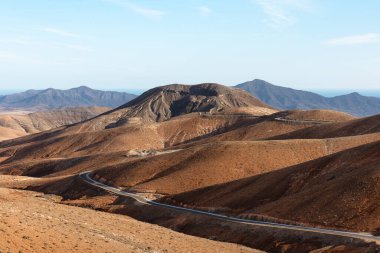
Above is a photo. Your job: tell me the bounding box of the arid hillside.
[0,109,363,180]
[0,84,276,163]
[0,187,257,253]
[0,112,259,163]
[271,114,380,140]
[0,107,110,141]
[163,140,380,232]
[279,109,355,122]
[90,133,380,195]
[178,110,355,145]
[2,82,380,252]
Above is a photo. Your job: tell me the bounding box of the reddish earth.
[163,140,380,232]
[0,83,275,162]
[178,110,355,145]
[271,114,380,140]
[0,186,258,253]
[15,176,377,253]
[281,109,355,122]
[94,134,380,195]
[0,106,109,141]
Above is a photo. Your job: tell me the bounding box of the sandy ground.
[0,107,110,141]
[0,175,68,188]
[0,187,261,253]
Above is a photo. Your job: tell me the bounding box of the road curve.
[79,171,380,243]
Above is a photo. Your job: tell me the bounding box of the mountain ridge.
[0,86,137,111]
[236,79,380,116]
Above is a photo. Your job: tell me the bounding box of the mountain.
[113,83,274,122]
[0,83,276,163]
[0,107,110,141]
[0,86,137,111]
[2,82,380,252]
[236,79,380,116]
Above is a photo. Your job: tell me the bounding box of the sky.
[0,0,379,91]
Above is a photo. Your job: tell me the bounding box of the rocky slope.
[112,83,275,123]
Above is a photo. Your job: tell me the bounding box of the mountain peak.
[347,92,361,96]
[72,86,93,91]
[252,79,271,84]
[156,83,235,97]
[236,79,380,117]
[114,83,274,123]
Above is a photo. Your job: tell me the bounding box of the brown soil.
[163,140,380,232]
[178,110,355,146]
[283,110,355,122]
[0,106,110,141]
[0,187,259,253]
[0,113,263,163]
[271,114,380,140]
[92,134,380,195]
[24,177,378,253]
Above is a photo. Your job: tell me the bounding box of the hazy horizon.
[1,86,380,98]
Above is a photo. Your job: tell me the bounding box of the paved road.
[198,113,334,125]
[79,171,380,243]
[273,117,333,124]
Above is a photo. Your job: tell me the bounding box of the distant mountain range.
[0,86,137,111]
[236,79,380,116]
[2,81,379,117]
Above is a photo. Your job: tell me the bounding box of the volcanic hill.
[110,83,275,123]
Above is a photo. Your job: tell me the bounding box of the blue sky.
[0,0,379,90]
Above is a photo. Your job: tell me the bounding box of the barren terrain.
[163,140,380,232]
[1,83,380,252]
[0,106,110,141]
[0,186,259,253]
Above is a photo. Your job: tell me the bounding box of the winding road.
[79,171,380,243]
[273,117,332,124]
